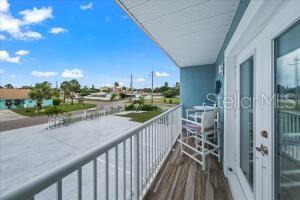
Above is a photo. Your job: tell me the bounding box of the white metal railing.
[0,105,182,200]
[279,110,300,161]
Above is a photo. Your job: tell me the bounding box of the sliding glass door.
[274,20,300,200]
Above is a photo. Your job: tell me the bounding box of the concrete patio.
[0,115,140,199]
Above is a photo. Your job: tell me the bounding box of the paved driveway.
[0,115,140,199]
[0,110,28,122]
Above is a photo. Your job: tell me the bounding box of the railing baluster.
[141,129,144,192]
[115,146,119,200]
[93,158,97,200]
[130,137,133,199]
[151,123,154,178]
[105,152,109,200]
[144,127,147,186]
[77,167,82,200]
[123,141,126,200]
[57,179,62,200]
[134,132,140,200]
[147,126,150,186]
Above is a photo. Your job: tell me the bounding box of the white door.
[235,51,260,200]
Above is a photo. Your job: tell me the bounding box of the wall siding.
[214,0,251,161]
[180,64,216,117]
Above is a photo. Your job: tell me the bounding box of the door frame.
[235,52,256,200]
[223,1,300,200]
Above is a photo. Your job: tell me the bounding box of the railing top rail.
[279,109,300,116]
[0,104,182,200]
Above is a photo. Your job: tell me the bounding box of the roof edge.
[115,0,180,68]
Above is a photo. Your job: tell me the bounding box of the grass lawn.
[145,97,180,105]
[118,111,163,123]
[12,103,97,117]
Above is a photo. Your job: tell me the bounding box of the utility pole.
[130,74,133,102]
[151,70,154,103]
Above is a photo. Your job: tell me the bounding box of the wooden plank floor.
[144,143,233,200]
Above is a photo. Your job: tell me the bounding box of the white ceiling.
[117,0,240,67]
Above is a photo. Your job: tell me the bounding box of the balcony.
[0,105,231,200]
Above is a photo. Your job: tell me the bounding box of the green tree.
[111,93,117,101]
[52,88,60,100]
[60,81,70,103]
[69,79,81,105]
[163,89,177,98]
[114,82,119,88]
[29,82,52,111]
[4,83,14,89]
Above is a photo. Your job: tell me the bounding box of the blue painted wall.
[214,0,251,160]
[180,64,216,117]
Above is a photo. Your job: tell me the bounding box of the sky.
[0,0,179,89]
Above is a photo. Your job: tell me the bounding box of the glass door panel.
[274,20,300,200]
[240,57,254,190]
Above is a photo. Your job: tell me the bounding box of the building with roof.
[0,89,53,110]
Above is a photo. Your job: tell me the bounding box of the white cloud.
[105,16,111,23]
[19,7,53,25]
[9,74,15,78]
[22,31,42,40]
[15,50,29,56]
[80,3,93,10]
[0,0,9,13]
[136,78,145,82]
[0,50,20,63]
[31,70,57,77]
[0,34,5,40]
[0,68,4,74]
[155,72,170,77]
[49,27,67,34]
[0,3,51,40]
[61,69,84,78]
[0,13,21,37]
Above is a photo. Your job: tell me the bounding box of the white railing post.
[133,132,140,200]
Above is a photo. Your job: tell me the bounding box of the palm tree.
[60,81,70,103]
[69,79,81,105]
[29,82,52,111]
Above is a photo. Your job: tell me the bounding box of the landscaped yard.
[145,97,180,105]
[118,111,163,123]
[12,103,97,117]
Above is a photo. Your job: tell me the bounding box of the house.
[112,87,122,95]
[0,89,53,110]
[1,1,299,200]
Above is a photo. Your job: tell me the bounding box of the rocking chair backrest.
[201,110,217,130]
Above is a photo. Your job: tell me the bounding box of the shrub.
[45,106,64,116]
[125,104,135,111]
[169,99,172,104]
[163,89,177,98]
[53,99,61,106]
[111,94,117,101]
[119,92,127,99]
[138,104,159,111]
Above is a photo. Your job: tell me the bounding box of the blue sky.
[0,0,178,88]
